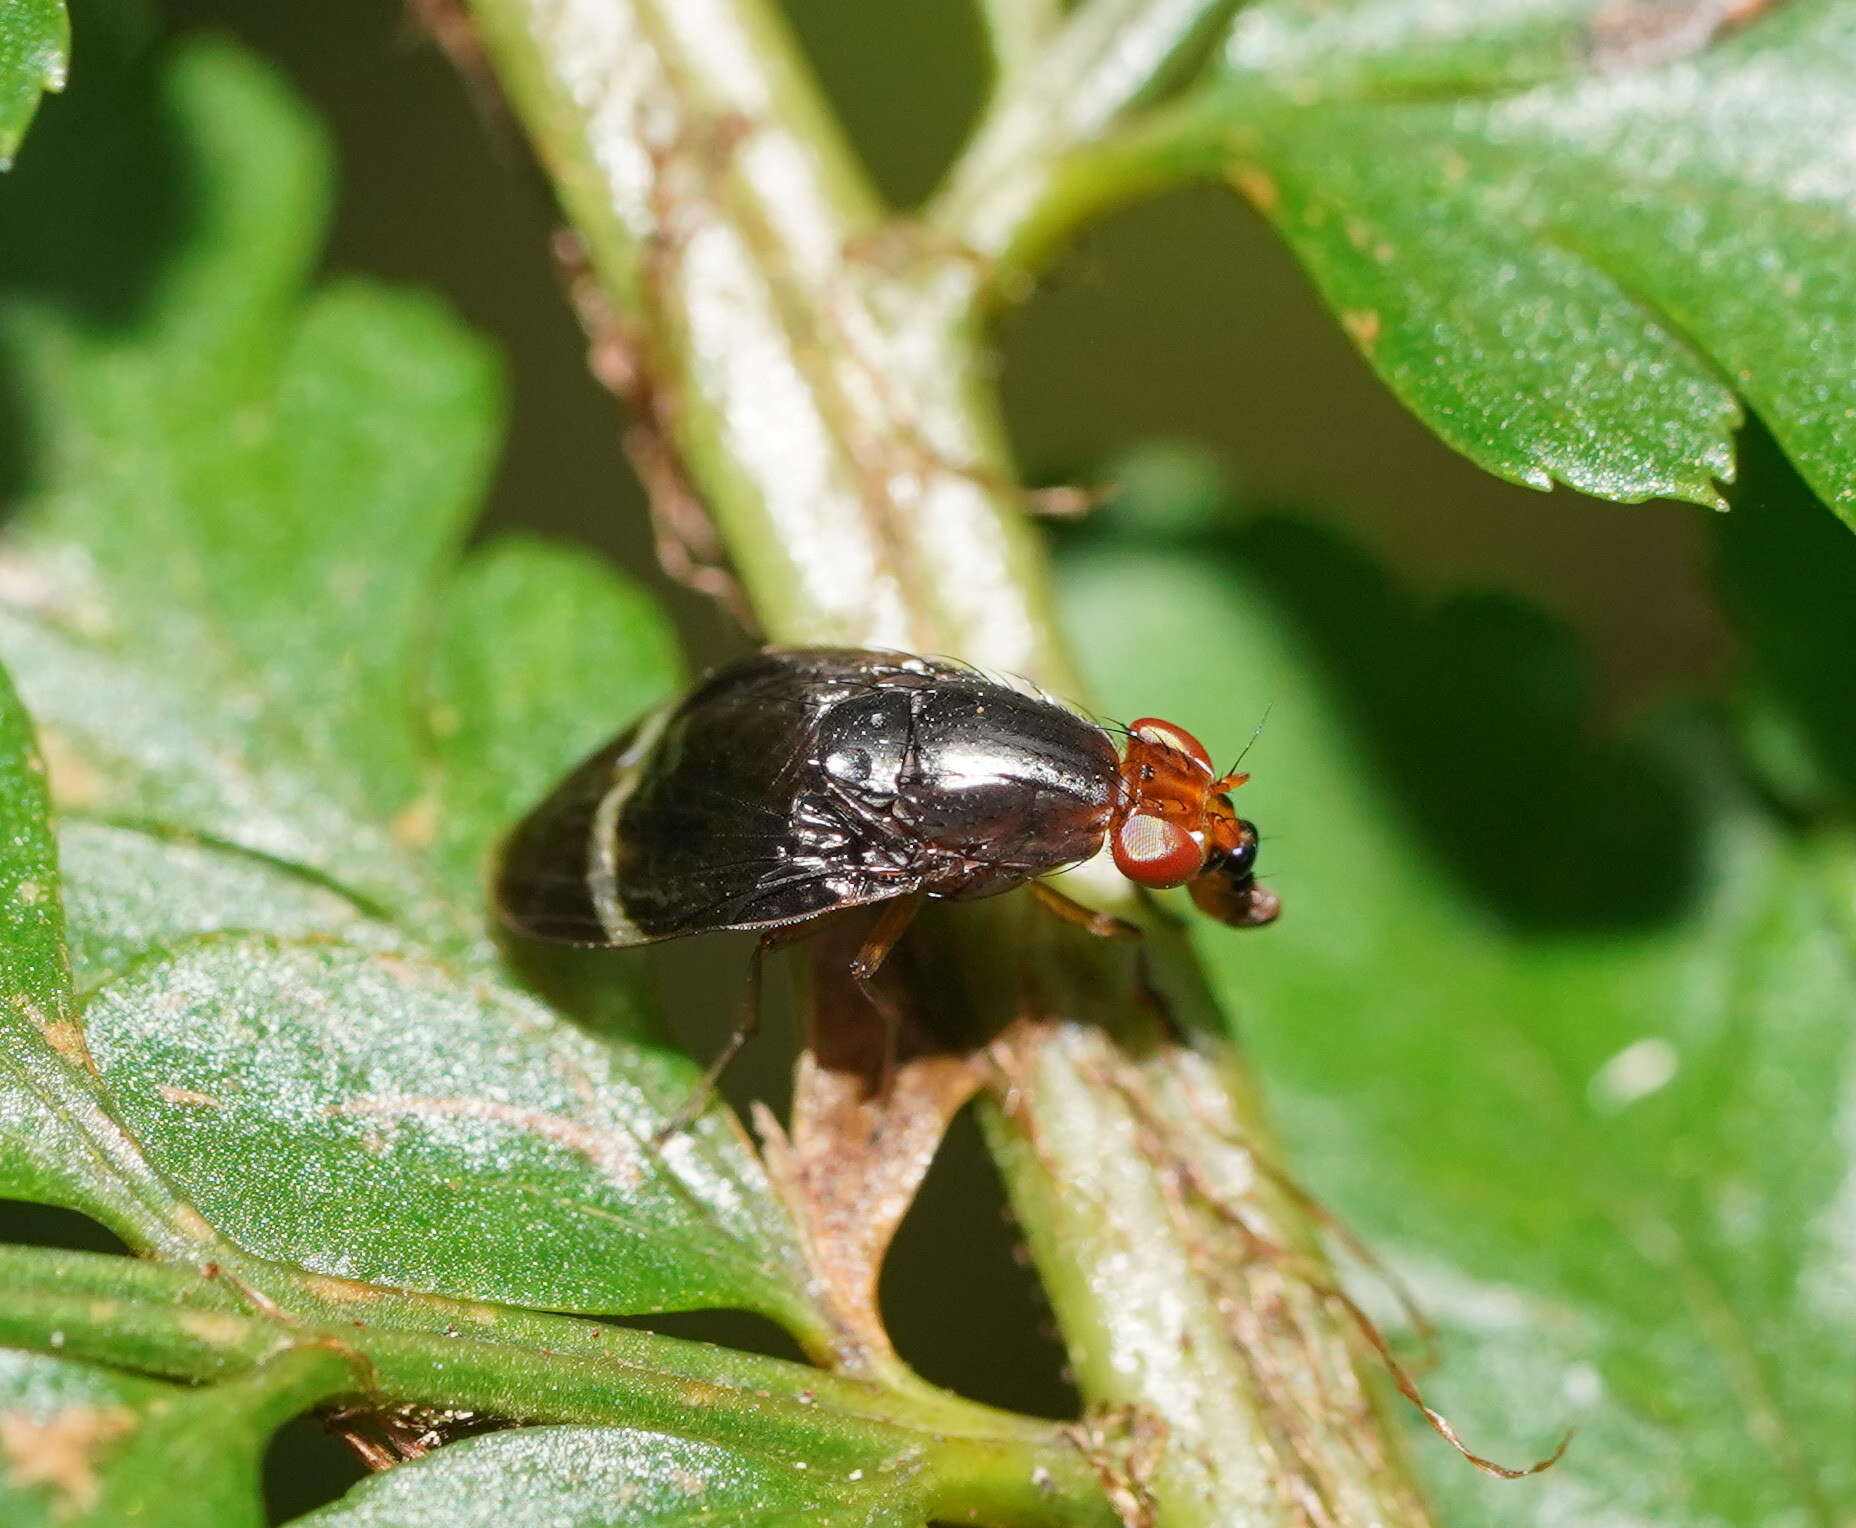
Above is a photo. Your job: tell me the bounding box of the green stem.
[926,0,1243,292]
[464,0,1063,673]
[946,94,1248,301]
[460,3,1437,1524]
[967,904,1435,1528]
[0,1246,1113,1528]
[976,0,1064,84]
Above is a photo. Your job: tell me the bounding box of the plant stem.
[459,2,1436,1523]
[465,0,1063,675]
[941,95,1248,302]
[976,0,1064,85]
[926,0,1243,293]
[0,1245,1114,1528]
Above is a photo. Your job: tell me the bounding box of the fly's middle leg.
[847,891,926,1096]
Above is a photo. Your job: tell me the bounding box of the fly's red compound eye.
[1127,717,1213,773]
[1112,812,1207,888]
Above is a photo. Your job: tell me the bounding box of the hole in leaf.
[598,1307,811,1365]
[880,1108,1079,1420]
[263,1413,370,1525]
[0,1200,132,1256]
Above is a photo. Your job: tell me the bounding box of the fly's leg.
[656,924,809,1144]
[1028,880,1140,940]
[847,891,925,1097]
[1027,882,1182,1040]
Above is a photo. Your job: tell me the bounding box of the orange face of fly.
[1109,717,1279,927]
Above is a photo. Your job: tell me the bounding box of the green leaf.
[83,936,810,1316]
[1219,0,1744,97]
[1,272,497,939]
[0,658,94,1210]
[1188,0,1856,523]
[1060,510,1856,1523]
[298,1425,928,1528]
[56,820,399,991]
[0,664,181,1243]
[0,0,65,167]
[425,537,683,909]
[0,641,68,1032]
[0,1343,343,1527]
[0,37,818,1331]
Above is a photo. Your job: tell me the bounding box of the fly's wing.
[495,651,921,947]
[494,717,661,946]
[605,655,920,942]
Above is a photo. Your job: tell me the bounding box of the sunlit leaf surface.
[300,1426,927,1528]
[0,38,816,1328]
[85,937,803,1313]
[1199,0,1856,524]
[0,0,64,167]
[0,662,100,1211]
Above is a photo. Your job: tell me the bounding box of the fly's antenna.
[1223,703,1273,779]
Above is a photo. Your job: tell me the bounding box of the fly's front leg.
[1028,882,1182,1040]
[1028,880,1141,940]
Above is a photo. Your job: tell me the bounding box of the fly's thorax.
[815,687,913,801]
[905,685,1115,864]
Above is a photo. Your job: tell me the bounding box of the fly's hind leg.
[655,922,813,1144]
[1027,881,1183,1040]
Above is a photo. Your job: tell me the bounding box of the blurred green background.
[159,0,1730,718]
[14,3,1838,1523]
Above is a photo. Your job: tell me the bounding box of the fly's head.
[1109,717,1279,928]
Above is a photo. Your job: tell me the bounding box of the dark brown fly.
[496,647,1276,1124]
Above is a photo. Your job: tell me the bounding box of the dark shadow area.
[1000,186,1734,721]
[599,1305,810,1366]
[880,1107,1079,1420]
[0,1,187,329]
[0,0,193,509]
[780,0,986,209]
[1062,508,1706,932]
[263,1415,369,1526]
[657,930,803,1127]
[1717,420,1856,819]
[0,1199,131,1255]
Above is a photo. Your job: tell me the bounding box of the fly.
[495,647,1278,1122]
